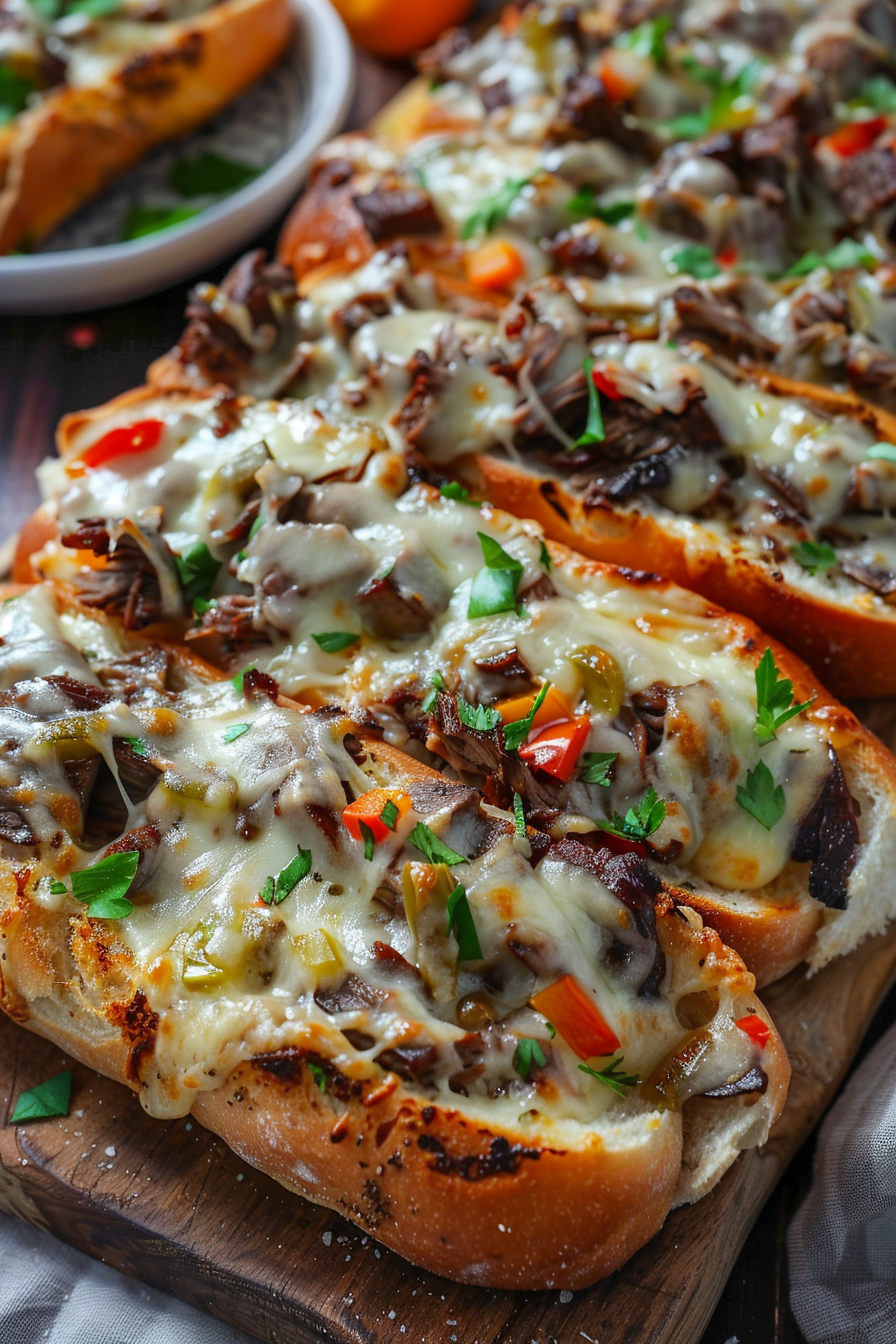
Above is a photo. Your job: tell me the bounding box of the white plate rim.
[0,0,353,312]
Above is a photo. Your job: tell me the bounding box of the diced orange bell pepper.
[819,116,886,158]
[734,1013,770,1049]
[530,974,620,1060]
[518,714,591,782]
[597,48,650,103]
[465,239,526,291]
[75,419,165,471]
[496,685,572,733]
[342,789,412,845]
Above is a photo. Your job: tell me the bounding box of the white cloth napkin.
[0,1209,256,1344]
[788,1022,896,1344]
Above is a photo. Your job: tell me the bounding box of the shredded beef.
[834,147,896,224]
[42,675,113,711]
[838,553,896,596]
[704,1066,769,1099]
[480,77,511,112]
[427,691,564,812]
[671,285,779,361]
[242,668,280,702]
[415,26,471,78]
[792,748,861,910]
[112,738,162,804]
[629,684,668,754]
[351,186,441,243]
[0,810,35,845]
[97,647,171,702]
[554,71,655,156]
[60,524,166,631]
[185,594,267,651]
[847,339,896,400]
[357,573,432,639]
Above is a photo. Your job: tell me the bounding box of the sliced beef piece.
[709,5,792,52]
[548,835,667,996]
[356,573,432,640]
[704,1066,769,1099]
[392,348,452,448]
[546,228,613,279]
[834,147,896,224]
[97,646,171,702]
[553,71,655,157]
[185,594,268,652]
[0,811,36,846]
[847,337,896,403]
[60,524,166,631]
[790,287,850,333]
[351,185,441,242]
[332,292,392,341]
[112,738,162,804]
[427,691,565,813]
[220,248,296,328]
[415,25,471,79]
[792,748,861,910]
[670,286,780,361]
[42,675,113,711]
[480,77,511,112]
[315,973,381,1014]
[629,684,668,754]
[838,553,896,597]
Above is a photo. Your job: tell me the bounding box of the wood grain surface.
[1,36,894,1344]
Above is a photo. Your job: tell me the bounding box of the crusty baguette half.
[0,0,293,254]
[15,385,896,986]
[0,582,788,1289]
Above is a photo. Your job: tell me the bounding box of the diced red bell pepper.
[519,714,591,782]
[342,789,411,845]
[819,116,886,158]
[592,830,646,858]
[716,246,739,269]
[735,1013,770,1049]
[77,419,165,470]
[591,367,623,401]
[530,974,620,1060]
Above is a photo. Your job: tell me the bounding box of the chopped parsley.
[380,799,400,831]
[440,481,480,506]
[513,1037,547,1081]
[578,1057,640,1097]
[446,882,483,961]
[468,532,524,619]
[173,541,221,608]
[10,1071,73,1124]
[868,442,896,464]
[312,631,361,653]
[121,736,147,757]
[121,203,201,242]
[791,540,837,575]
[231,664,255,694]
[595,786,666,842]
[457,697,502,732]
[359,821,376,862]
[857,75,896,112]
[502,682,550,752]
[512,791,527,837]
[421,670,445,714]
[614,15,670,62]
[409,823,466,866]
[539,540,552,571]
[785,238,876,278]
[572,356,605,450]
[222,723,251,743]
[754,648,814,745]
[580,751,618,786]
[50,850,140,920]
[170,151,260,198]
[736,760,785,830]
[259,846,313,905]
[0,67,35,124]
[307,1061,327,1093]
[668,244,721,279]
[566,190,636,225]
[461,175,531,239]
[668,57,766,140]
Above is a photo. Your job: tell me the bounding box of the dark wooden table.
[1,42,889,1344]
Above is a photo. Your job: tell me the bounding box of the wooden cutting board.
[4,920,896,1344]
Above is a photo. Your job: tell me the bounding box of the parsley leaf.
[566,190,635,224]
[857,75,896,112]
[421,670,445,714]
[468,532,524,619]
[791,540,837,575]
[10,1070,73,1124]
[380,799,400,831]
[170,151,259,198]
[512,791,527,837]
[502,682,550,752]
[666,58,765,140]
[409,823,466,866]
[446,882,483,961]
[52,850,140,920]
[461,175,531,239]
[121,203,201,242]
[307,1061,327,1092]
[312,631,360,653]
[457,697,503,732]
[231,664,255,694]
[440,481,480,506]
[539,540,552,571]
[580,751,617,786]
[513,1037,547,1080]
[736,759,785,830]
[359,820,376,862]
[595,786,666,842]
[785,238,876,278]
[754,647,814,744]
[665,110,713,139]
[868,442,896,463]
[259,846,313,905]
[173,541,221,608]
[222,723,251,743]
[121,736,147,757]
[67,0,120,15]
[614,15,670,62]
[668,244,721,279]
[578,1057,640,1097]
[572,357,605,450]
[0,67,35,125]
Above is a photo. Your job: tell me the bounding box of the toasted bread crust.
[0,0,293,254]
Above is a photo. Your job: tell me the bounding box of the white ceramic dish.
[0,0,353,314]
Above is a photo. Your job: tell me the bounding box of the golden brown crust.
[0,0,293,254]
